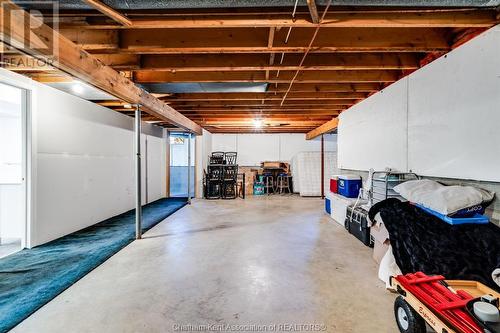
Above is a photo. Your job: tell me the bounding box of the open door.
[169,132,195,198]
[0,81,27,257]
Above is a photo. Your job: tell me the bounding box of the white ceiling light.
[123,103,133,109]
[71,81,85,94]
[252,119,263,128]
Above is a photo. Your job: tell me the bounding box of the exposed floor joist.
[53,9,499,29]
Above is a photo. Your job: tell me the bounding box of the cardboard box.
[239,167,259,196]
[261,161,289,173]
[262,161,281,168]
[370,220,390,264]
[373,239,390,264]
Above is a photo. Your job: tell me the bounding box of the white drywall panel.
[0,185,24,239]
[407,26,500,181]
[196,129,212,198]
[147,135,166,203]
[0,69,167,247]
[338,78,408,172]
[210,133,338,167]
[237,134,280,166]
[211,134,237,152]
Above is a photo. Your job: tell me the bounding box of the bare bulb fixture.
[71,81,84,94]
[253,119,263,128]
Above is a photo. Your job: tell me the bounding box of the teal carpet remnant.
[0,197,187,333]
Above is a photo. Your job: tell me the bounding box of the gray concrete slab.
[12,196,398,333]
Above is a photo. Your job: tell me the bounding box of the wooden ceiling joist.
[267,83,381,93]
[306,118,339,140]
[59,27,451,54]
[82,0,133,26]
[165,92,368,101]
[137,53,420,72]
[55,9,498,29]
[0,0,201,134]
[133,70,399,83]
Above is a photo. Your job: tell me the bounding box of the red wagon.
[390,272,500,333]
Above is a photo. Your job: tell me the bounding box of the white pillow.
[393,179,491,215]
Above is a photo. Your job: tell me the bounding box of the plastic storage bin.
[330,176,339,193]
[325,197,331,215]
[338,175,362,198]
[415,204,489,225]
[330,193,366,226]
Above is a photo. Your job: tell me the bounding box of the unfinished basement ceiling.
[6,0,500,134]
[13,0,500,10]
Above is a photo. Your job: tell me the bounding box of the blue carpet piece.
[0,197,187,333]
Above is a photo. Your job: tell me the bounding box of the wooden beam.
[104,27,450,54]
[166,92,367,101]
[265,27,275,81]
[170,100,357,107]
[306,118,339,139]
[138,53,420,72]
[268,83,381,93]
[133,70,399,83]
[0,0,201,134]
[176,108,345,113]
[57,10,498,29]
[307,0,320,24]
[82,0,132,26]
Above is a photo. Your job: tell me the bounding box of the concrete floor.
[0,238,22,259]
[13,196,398,333]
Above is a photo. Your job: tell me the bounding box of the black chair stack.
[205,164,223,199]
[203,152,238,199]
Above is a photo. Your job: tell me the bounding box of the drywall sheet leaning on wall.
[337,78,408,172]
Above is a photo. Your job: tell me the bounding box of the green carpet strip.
[0,197,187,333]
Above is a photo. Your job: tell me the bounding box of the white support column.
[135,104,142,239]
[187,132,192,204]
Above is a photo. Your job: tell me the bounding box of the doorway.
[169,132,194,198]
[0,82,27,257]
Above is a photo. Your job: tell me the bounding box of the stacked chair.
[203,152,239,200]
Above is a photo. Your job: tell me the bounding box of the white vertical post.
[135,104,142,239]
[187,132,192,204]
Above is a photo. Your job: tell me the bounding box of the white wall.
[0,68,168,247]
[0,185,24,240]
[195,129,212,198]
[0,83,24,241]
[211,133,337,166]
[338,25,500,182]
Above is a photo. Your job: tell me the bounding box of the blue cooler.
[338,175,362,198]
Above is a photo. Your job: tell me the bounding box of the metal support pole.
[135,104,142,239]
[321,134,325,199]
[187,132,192,204]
